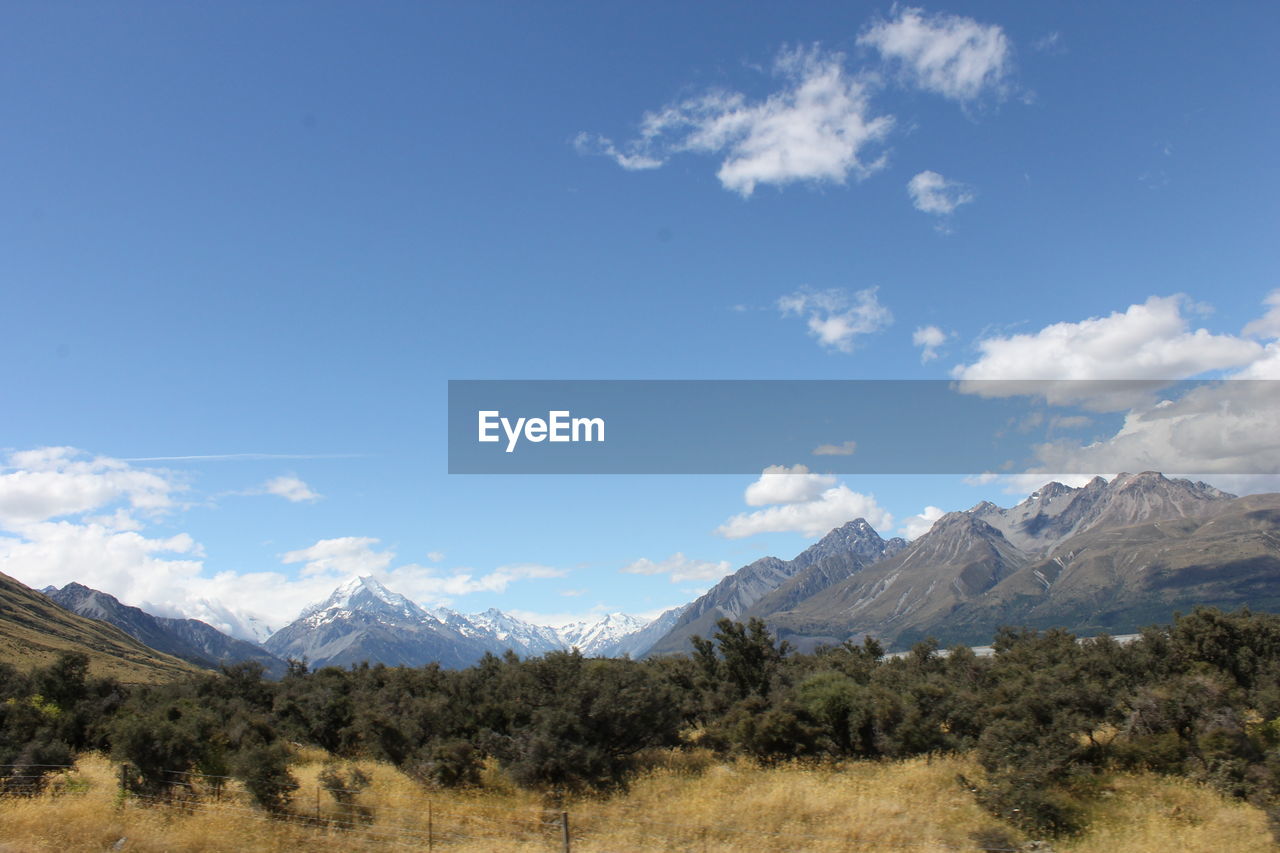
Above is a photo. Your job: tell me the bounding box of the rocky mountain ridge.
[760,472,1278,649]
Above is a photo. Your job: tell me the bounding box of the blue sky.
[2,2,1278,636]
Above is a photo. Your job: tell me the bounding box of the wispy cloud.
[621,553,732,583]
[261,475,321,503]
[577,45,893,196]
[778,287,892,352]
[813,441,858,456]
[282,537,392,577]
[859,7,1012,102]
[912,325,949,362]
[123,452,363,462]
[907,171,974,217]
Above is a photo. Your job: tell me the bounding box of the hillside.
[45,582,288,677]
[0,571,199,683]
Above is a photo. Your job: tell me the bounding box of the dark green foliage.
[705,617,790,700]
[0,653,115,795]
[232,742,298,813]
[9,607,1280,838]
[408,739,482,788]
[718,696,820,761]
[112,698,221,794]
[497,652,681,793]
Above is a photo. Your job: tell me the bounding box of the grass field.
[0,749,1273,852]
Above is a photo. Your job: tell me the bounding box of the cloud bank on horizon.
[0,447,570,639]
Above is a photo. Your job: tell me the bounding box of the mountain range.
[261,576,670,668]
[11,471,1280,674]
[737,472,1280,650]
[646,518,906,656]
[32,575,676,674]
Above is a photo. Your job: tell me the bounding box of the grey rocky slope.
[644,519,906,656]
[46,582,288,677]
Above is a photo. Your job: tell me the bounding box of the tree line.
[3,607,1280,838]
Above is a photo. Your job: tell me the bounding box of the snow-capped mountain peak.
[559,612,649,655]
[298,575,430,626]
[278,578,663,666]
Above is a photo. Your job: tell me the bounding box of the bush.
[408,739,482,788]
[231,743,298,813]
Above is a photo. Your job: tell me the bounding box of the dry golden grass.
[0,750,1273,852]
[1068,773,1274,853]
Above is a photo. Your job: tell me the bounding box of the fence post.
[118,763,129,797]
[561,810,570,852]
[428,802,433,851]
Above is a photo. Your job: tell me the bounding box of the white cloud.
[124,453,362,462]
[717,483,892,539]
[262,475,320,503]
[578,46,893,196]
[1243,289,1280,340]
[778,286,892,352]
[0,447,571,639]
[571,133,664,171]
[907,171,974,215]
[813,441,858,456]
[948,294,1280,482]
[0,519,209,614]
[621,552,733,583]
[899,505,945,540]
[426,551,446,563]
[744,464,837,506]
[1235,343,1280,379]
[374,562,568,602]
[859,8,1012,102]
[913,324,948,362]
[0,521,204,580]
[965,473,1113,496]
[281,536,393,577]
[952,295,1263,394]
[1024,382,1280,477]
[0,447,180,527]
[1033,32,1064,55]
[84,508,143,532]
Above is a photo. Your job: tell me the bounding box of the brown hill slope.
[0,571,201,683]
